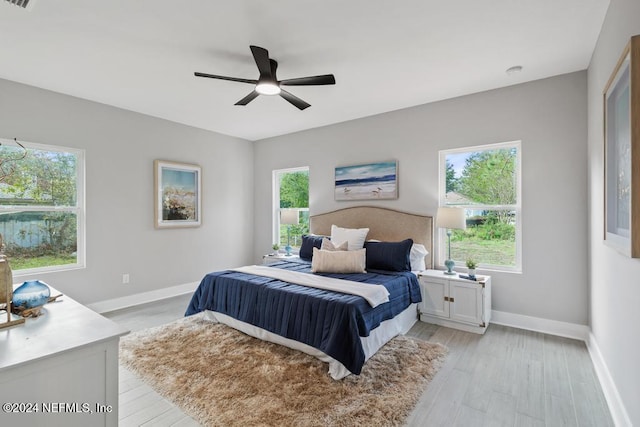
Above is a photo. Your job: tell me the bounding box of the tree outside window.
[0,140,84,273]
[274,167,309,250]
[440,141,521,271]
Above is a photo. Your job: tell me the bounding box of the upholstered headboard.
[309,206,434,269]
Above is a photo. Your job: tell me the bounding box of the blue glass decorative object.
[12,280,51,308]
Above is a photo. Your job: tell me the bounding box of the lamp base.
[444,259,456,275]
[285,225,293,256]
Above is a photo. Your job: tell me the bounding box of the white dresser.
[0,287,128,426]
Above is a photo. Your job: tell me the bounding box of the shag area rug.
[119,314,447,427]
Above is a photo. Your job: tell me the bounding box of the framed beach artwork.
[335,161,398,201]
[603,35,640,257]
[154,160,201,229]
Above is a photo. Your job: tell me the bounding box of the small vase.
[12,280,51,309]
[468,268,476,279]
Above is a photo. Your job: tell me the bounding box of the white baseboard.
[87,281,199,314]
[491,310,590,341]
[586,333,632,427]
[491,310,630,426]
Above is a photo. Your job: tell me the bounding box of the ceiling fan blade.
[250,45,272,78]
[235,90,260,106]
[279,89,311,110]
[279,74,336,86]
[194,72,257,85]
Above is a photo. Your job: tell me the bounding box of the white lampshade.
[436,207,466,230]
[280,209,299,226]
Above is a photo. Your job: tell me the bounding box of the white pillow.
[410,243,429,271]
[311,248,366,273]
[321,237,348,251]
[330,225,369,251]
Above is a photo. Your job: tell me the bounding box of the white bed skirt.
[202,303,418,380]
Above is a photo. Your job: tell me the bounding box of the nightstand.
[417,269,491,334]
[262,253,300,265]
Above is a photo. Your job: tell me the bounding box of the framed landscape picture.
[335,160,398,201]
[154,160,201,229]
[603,35,640,257]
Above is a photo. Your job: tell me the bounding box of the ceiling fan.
[194,45,336,110]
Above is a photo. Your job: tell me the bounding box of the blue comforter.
[185,260,421,375]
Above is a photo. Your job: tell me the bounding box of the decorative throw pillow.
[330,224,369,251]
[410,243,429,271]
[321,237,348,251]
[299,235,325,260]
[311,248,366,273]
[363,239,413,272]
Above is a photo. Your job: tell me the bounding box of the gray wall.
[0,78,255,305]
[588,0,640,423]
[254,71,588,325]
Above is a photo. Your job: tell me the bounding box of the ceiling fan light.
[256,82,281,95]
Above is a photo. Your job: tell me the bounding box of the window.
[439,141,521,272]
[0,139,85,274]
[273,167,309,251]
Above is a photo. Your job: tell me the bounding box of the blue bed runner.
[185,260,421,375]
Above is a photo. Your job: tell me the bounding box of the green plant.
[466,258,477,269]
[272,243,280,251]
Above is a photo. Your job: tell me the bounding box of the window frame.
[272,166,309,251]
[438,140,522,273]
[0,140,85,277]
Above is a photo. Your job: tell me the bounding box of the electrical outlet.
[122,274,130,284]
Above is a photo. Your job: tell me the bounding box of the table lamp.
[436,207,466,275]
[280,209,299,256]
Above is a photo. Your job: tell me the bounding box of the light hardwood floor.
[105,296,613,426]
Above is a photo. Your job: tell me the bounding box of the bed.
[186,207,433,379]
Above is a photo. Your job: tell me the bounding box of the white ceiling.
[0,0,609,141]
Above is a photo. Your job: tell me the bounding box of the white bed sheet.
[202,302,418,380]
